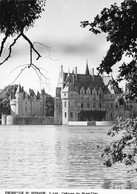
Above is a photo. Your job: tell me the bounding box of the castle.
[2,85,54,125]
[10,85,46,117]
[2,63,137,125]
[54,63,137,125]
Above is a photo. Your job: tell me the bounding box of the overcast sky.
[0,0,124,96]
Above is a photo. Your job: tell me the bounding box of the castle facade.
[54,64,137,125]
[10,85,46,117]
[4,63,137,125]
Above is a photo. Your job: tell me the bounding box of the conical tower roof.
[16,84,22,93]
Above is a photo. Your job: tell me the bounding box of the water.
[0,125,137,189]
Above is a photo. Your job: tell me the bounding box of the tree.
[45,95,54,116]
[81,0,137,170]
[0,84,18,116]
[0,0,48,82]
[81,0,137,97]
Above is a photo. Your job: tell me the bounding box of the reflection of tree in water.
[102,179,112,189]
[124,180,133,189]
[102,179,135,189]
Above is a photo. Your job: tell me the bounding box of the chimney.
[60,65,63,73]
[91,68,94,77]
[74,67,77,76]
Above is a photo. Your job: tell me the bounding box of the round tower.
[15,84,24,116]
[10,99,17,116]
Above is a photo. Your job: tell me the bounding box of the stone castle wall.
[2,115,61,125]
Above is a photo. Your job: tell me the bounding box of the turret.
[14,84,24,116]
[74,66,77,78]
[15,84,24,100]
[10,98,17,116]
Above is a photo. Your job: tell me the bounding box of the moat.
[0,125,137,189]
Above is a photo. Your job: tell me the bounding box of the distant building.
[10,85,46,117]
[54,63,137,124]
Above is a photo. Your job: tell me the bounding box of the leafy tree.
[40,89,54,116]
[45,95,54,116]
[101,118,137,171]
[81,0,137,170]
[0,0,46,63]
[81,0,137,97]
[0,84,18,116]
[0,0,48,83]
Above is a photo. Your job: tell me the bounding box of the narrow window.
[110,113,113,119]
[65,112,67,118]
[93,103,96,109]
[70,112,73,118]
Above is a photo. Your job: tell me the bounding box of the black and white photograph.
[0,0,137,192]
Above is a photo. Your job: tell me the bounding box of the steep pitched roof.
[63,71,107,93]
[16,84,25,94]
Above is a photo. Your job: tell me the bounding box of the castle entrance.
[78,110,106,121]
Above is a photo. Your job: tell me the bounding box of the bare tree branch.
[31,65,50,92]
[33,41,58,61]
[10,64,30,74]
[33,41,54,54]
[11,66,28,84]
[31,63,48,82]
[0,31,9,57]
[0,33,21,65]
[21,32,41,60]
[10,62,49,90]
[31,65,45,84]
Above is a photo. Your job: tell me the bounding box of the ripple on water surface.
[0,125,137,189]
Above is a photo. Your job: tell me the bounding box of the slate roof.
[63,70,121,94]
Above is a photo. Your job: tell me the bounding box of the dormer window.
[86,87,91,95]
[80,87,85,95]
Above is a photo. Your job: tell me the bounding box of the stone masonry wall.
[3,115,55,125]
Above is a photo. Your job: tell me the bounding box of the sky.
[0,0,124,96]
